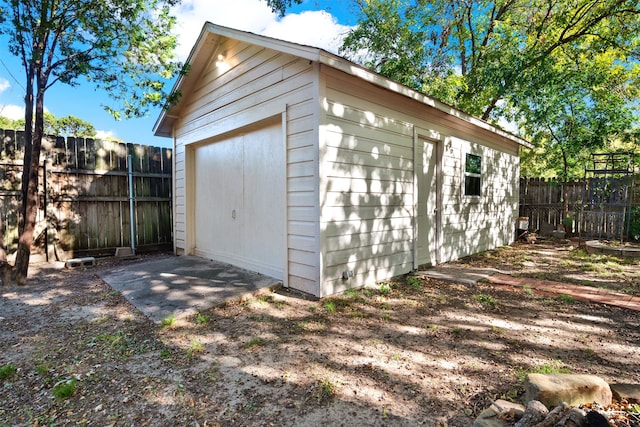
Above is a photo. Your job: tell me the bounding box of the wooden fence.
[519,177,639,240]
[0,129,172,259]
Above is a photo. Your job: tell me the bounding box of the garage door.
[193,122,285,279]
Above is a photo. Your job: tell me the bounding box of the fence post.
[128,154,136,255]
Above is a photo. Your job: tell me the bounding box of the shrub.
[629,206,640,242]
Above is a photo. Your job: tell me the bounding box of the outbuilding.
[154,22,531,298]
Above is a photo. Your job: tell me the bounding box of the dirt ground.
[1,240,639,426]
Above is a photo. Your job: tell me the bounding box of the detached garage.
[154,22,531,298]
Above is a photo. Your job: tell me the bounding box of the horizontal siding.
[439,138,520,261]
[319,85,414,295]
[286,98,319,295]
[318,65,521,295]
[172,38,320,295]
[323,217,413,238]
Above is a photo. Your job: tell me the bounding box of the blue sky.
[0,0,357,148]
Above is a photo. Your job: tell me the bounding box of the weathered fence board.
[0,129,172,259]
[520,176,638,240]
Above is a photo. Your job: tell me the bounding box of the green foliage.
[35,363,50,376]
[48,115,97,138]
[1,1,181,120]
[262,0,302,16]
[2,0,183,281]
[629,206,640,242]
[341,0,640,180]
[0,363,17,380]
[0,115,22,130]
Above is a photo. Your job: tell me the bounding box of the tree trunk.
[561,146,569,220]
[13,77,45,285]
[0,214,6,263]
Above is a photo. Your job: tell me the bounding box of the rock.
[609,383,640,403]
[535,402,570,427]
[473,399,526,427]
[585,410,609,427]
[540,222,555,237]
[514,400,548,427]
[559,408,587,427]
[525,374,612,408]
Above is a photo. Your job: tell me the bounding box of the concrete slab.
[418,265,504,286]
[99,255,281,323]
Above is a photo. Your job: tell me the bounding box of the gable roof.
[154,22,531,148]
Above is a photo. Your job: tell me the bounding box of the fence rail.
[0,129,172,259]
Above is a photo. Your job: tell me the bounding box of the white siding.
[319,77,415,296]
[319,67,520,296]
[172,38,320,295]
[438,137,520,261]
[168,31,521,298]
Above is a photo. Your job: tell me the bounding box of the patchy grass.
[53,378,76,400]
[0,364,17,380]
[186,339,205,357]
[474,294,498,308]
[161,314,176,327]
[195,312,211,325]
[313,378,337,404]
[515,359,571,382]
[556,294,576,304]
[244,337,266,350]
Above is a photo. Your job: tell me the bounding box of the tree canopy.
[0,0,182,284]
[340,0,640,179]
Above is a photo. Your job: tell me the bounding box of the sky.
[0,0,358,148]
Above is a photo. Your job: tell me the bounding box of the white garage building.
[154,22,530,298]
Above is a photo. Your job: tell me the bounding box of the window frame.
[464,153,482,197]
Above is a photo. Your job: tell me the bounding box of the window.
[464,153,481,196]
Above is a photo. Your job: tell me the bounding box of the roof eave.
[153,23,323,138]
[318,51,532,149]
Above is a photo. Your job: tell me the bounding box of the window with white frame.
[464,153,482,196]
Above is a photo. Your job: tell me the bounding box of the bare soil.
[1,241,639,426]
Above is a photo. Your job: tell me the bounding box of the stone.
[610,383,640,403]
[473,399,526,427]
[585,410,609,427]
[559,407,587,427]
[115,247,133,257]
[540,222,555,237]
[64,257,96,268]
[535,402,570,427]
[525,374,612,408]
[515,400,548,427]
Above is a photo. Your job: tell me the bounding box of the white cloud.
[95,129,118,140]
[0,77,9,93]
[171,0,351,61]
[0,104,24,120]
[262,11,351,53]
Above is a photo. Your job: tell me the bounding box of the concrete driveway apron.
[99,255,281,323]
